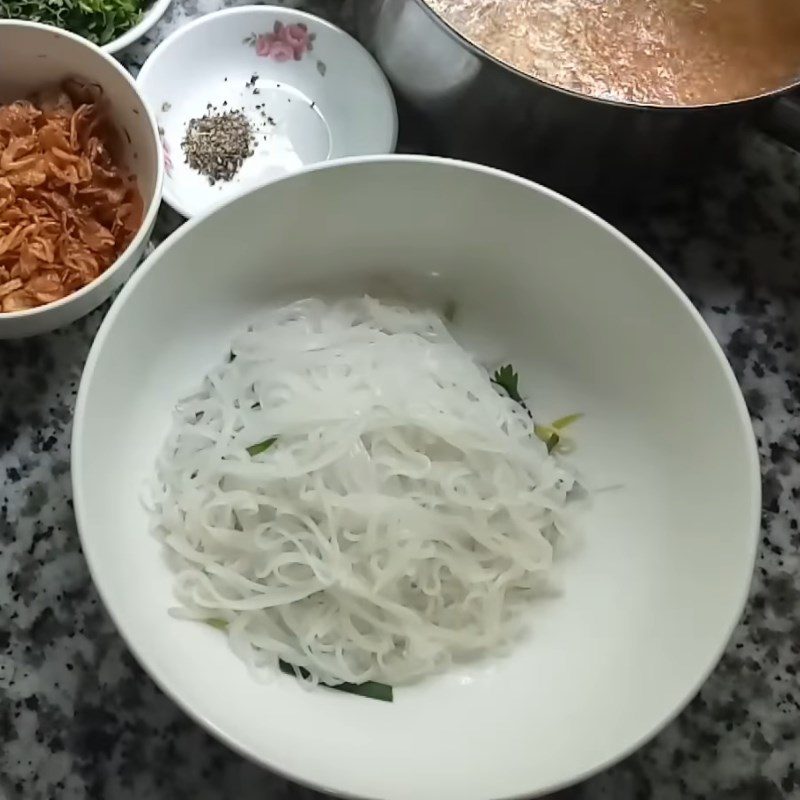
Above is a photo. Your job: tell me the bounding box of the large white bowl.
[0,22,162,339]
[72,157,760,800]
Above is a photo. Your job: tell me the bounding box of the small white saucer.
[137,5,397,217]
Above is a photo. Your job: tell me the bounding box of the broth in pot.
[425,0,800,106]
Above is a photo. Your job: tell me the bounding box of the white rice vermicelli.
[148,296,579,686]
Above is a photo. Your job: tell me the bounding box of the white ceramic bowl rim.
[102,0,173,54]
[0,20,164,322]
[137,5,399,219]
[72,154,761,799]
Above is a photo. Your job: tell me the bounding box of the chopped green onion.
[247,436,277,457]
[204,618,229,630]
[494,364,581,454]
[533,424,559,452]
[278,660,393,702]
[0,0,145,46]
[551,413,583,430]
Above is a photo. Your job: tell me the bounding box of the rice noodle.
[148,297,580,686]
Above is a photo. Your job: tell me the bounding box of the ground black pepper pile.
[181,109,254,185]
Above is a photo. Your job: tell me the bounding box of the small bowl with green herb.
[1,0,172,54]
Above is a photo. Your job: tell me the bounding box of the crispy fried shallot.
[0,81,143,313]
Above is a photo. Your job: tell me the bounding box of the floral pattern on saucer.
[243,21,328,75]
[244,21,315,62]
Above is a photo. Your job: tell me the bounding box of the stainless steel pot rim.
[414,0,800,111]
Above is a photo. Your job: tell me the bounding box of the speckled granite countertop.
[1,2,800,799]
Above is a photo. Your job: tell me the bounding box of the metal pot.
[356,0,800,207]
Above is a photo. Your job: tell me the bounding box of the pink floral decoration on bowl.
[245,21,316,62]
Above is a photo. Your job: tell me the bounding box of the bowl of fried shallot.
[0,21,163,338]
